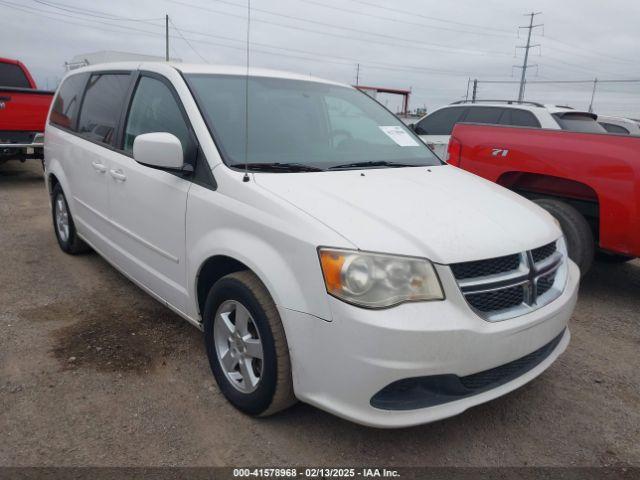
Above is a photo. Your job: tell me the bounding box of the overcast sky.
[1,0,639,116]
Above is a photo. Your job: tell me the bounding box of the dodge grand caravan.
[44,63,579,428]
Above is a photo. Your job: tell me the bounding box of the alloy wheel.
[213,300,264,393]
[55,194,70,243]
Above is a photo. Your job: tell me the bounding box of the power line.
[300,0,513,39]
[0,0,482,78]
[346,0,513,34]
[32,0,164,22]
[169,17,209,63]
[6,0,637,102]
[165,0,513,58]
[477,79,640,84]
[545,35,637,66]
[0,0,165,36]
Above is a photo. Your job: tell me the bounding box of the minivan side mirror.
[133,132,184,170]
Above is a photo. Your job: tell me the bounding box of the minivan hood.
[254,165,561,264]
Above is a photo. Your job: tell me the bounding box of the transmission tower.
[514,12,543,102]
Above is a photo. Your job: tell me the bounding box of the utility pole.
[355,63,360,86]
[471,79,478,103]
[465,77,471,101]
[165,14,169,61]
[588,78,598,112]
[515,12,542,103]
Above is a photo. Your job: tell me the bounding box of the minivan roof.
[67,61,349,87]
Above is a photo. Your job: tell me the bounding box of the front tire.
[51,184,89,254]
[203,271,296,416]
[534,198,594,276]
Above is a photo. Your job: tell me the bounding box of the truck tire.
[534,198,594,276]
[51,184,90,255]
[203,270,296,417]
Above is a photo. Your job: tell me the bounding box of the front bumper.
[282,260,579,428]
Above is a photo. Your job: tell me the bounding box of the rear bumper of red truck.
[0,131,44,162]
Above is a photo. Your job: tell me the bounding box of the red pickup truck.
[447,123,640,274]
[0,57,54,164]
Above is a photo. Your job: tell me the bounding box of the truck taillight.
[446,137,462,167]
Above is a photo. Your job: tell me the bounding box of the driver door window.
[124,76,193,159]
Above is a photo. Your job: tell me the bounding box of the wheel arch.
[190,230,332,323]
[45,158,72,204]
[497,171,601,240]
[496,171,599,203]
[195,255,251,318]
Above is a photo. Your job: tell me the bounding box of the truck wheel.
[51,184,90,254]
[534,198,594,276]
[203,270,296,416]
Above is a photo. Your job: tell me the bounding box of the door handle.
[91,161,107,173]
[110,169,127,181]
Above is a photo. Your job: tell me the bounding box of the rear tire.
[51,184,90,255]
[203,270,296,416]
[534,198,594,276]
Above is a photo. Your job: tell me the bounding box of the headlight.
[318,248,444,308]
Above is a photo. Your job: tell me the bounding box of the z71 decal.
[491,148,509,157]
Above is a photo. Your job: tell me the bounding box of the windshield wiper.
[328,160,419,170]
[229,162,324,172]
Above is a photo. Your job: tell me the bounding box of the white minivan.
[44,62,579,428]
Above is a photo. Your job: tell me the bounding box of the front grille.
[450,254,520,280]
[532,242,557,263]
[536,271,556,297]
[451,240,565,321]
[466,285,525,312]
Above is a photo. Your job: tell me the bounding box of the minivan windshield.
[186,74,441,171]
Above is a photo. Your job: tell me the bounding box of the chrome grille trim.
[451,239,567,322]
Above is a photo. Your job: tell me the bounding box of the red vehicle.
[447,123,640,274]
[0,57,54,164]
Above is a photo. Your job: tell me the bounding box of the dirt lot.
[1,161,639,467]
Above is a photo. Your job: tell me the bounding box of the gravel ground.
[1,161,638,467]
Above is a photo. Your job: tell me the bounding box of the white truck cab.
[44,63,579,428]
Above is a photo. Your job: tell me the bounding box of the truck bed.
[0,86,54,133]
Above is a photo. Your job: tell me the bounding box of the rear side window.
[463,107,504,125]
[123,76,193,158]
[415,107,466,135]
[599,122,629,135]
[500,109,541,128]
[50,74,87,131]
[0,62,30,88]
[78,73,130,146]
[554,113,607,134]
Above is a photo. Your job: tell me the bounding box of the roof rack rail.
[450,99,545,108]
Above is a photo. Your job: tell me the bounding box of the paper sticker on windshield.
[379,126,419,147]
